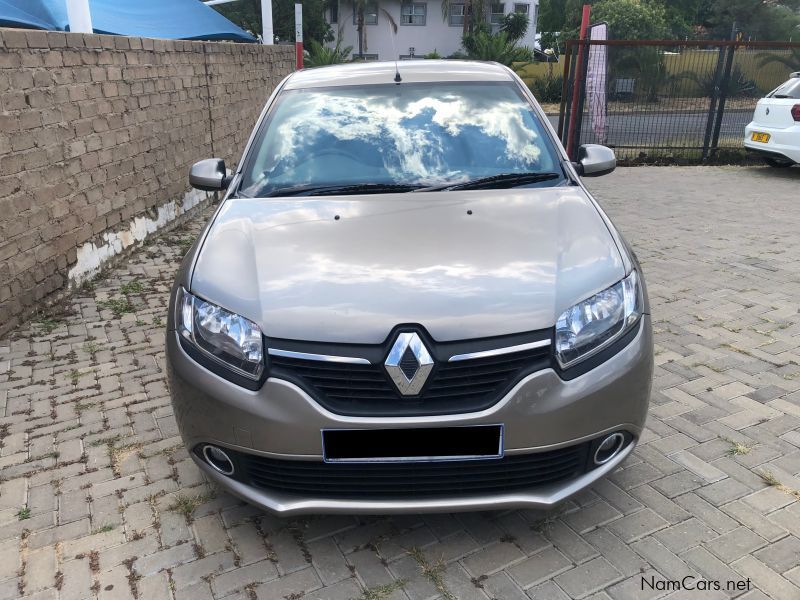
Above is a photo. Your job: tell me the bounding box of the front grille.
[238,442,590,499]
[268,338,551,416]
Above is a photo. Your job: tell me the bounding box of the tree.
[658,0,713,39]
[538,0,568,33]
[545,0,800,43]
[706,0,800,41]
[210,0,333,45]
[556,0,668,41]
[591,0,669,40]
[347,0,397,57]
[440,0,489,35]
[758,48,800,70]
[500,12,529,42]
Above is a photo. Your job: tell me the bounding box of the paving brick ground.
[2,165,800,600]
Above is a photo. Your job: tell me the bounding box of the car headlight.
[176,288,264,379]
[555,270,642,368]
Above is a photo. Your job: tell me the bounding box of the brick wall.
[0,28,294,334]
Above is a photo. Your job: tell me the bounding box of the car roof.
[283,60,515,90]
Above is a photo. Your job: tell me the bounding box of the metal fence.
[557,40,800,163]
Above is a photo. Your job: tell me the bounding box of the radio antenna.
[387,15,401,82]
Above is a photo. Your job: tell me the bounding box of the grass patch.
[108,443,144,477]
[93,524,116,534]
[90,434,121,447]
[69,369,83,386]
[175,238,194,253]
[724,438,753,456]
[168,492,214,522]
[755,469,800,501]
[17,507,30,520]
[720,343,751,356]
[408,547,455,600]
[120,280,145,295]
[758,469,782,487]
[36,318,62,334]
[98,297,136,317]
[354,580,407,600]
[32,451,59,461]
[690,361,726,374]
[83,340,99,357]
[152,316,163,327]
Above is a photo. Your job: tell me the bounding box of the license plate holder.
[322,425,504,463]
[751,132,771,143]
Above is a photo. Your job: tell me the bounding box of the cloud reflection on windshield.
[242,84,552,195]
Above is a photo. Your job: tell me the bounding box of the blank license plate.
[751,132,771,143]
[322,425,503,463]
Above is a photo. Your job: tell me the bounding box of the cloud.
[246,84,548,192]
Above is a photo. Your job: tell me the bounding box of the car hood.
[191,188,625,344]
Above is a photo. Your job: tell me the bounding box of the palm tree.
[758,48,800,71]
[306,37,354,67]
[350,0,397,59]
[440,0,489,36]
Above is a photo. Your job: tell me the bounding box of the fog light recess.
[202,445,235,475]
[593,433,625,465]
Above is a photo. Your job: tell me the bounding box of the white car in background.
[744,73,800,167]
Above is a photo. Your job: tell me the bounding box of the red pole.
[295,3,304,69]
[566,4,591,159]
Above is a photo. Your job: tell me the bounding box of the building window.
[330,3,338,23]
[353,1,378,25]
[490,3,505,24]
[449,3,465,26]
[513,3,528,14]
[401,2,426,25]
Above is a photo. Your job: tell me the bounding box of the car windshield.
[238,81,564,197]
[769,77,800,99]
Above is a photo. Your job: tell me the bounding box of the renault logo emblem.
[384,332,433,395]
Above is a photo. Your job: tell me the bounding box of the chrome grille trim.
[448,339,551,362]
[267,348,371,365]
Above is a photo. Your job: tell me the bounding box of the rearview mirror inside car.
[576,145,617,177]
[189,158,229,191]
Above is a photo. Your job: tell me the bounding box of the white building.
[326,0,539,60]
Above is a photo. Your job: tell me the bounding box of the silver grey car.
[166,60,653,515]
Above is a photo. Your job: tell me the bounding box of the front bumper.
[166,316,653,515]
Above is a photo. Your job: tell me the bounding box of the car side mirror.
[189,158,229,191]
[575,144,616,177]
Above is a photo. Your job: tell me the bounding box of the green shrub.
[305,38,352,68]
[462,31,533,67]
[529,74,563,103]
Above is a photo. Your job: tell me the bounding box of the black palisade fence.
[557,39,800,164]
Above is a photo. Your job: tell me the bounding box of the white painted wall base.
[68,188,212,285]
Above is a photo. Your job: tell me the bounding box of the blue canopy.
[0,0,256,42]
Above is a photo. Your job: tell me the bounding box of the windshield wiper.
[416,172,562,192]
[263,183,425,197]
